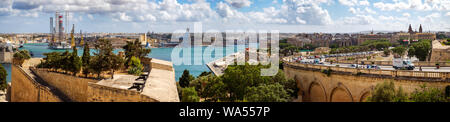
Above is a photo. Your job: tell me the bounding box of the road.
[320,63,450,72]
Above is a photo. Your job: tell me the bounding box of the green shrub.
[410,84,447,102]
[127,56,143,76]
[0,64,7,91]
[13,50,31,66]
[366,81,408,102]
[181,87,200,102]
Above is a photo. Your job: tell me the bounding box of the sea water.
[16,43,251,81]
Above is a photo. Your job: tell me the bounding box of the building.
[357,33,394,44]
[0,42,14,63]
[287,37,311,47]
[357,24,436,45]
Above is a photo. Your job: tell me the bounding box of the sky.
[0,0,449,33]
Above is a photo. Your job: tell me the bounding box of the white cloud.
[365,7,376,14]
[87,14,94,20]
[338,0,370,6]
[349,7,357,14]
[403,13,411,17]
[349,7,375,15]
[342,15,376,25]
[373,0,450,11]
[0,0,13,16]
[225,0,252,8]
[359,0,370,6]
[419,13,441,22]
[217,0,333,25]
[281,0,333,25]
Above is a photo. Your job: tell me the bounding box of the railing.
[331,60,450,67]
[284,62,449,81]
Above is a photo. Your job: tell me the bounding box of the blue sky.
[0,0,449,33]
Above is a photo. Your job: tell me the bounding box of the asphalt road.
[321,63,450,72]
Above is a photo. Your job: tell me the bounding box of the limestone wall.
[31,68,99,102]
[87,83,158,102]
[431,48,450,62]
[0,52,13,63]
[284,65,450,102]
[11,65,62,102]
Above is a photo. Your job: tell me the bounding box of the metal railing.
[284,62,449,81]
[331,60,450,67]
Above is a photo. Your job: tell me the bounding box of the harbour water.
[2,63,11,83]
[16,43,249,81]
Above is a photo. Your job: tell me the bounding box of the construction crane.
[71,24,75,47]
[80,30,84,46]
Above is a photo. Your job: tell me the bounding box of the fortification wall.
[11,65,62,102]
[284,65,450,102]
[31,68,99,102]
[87,83,158,102]
[0,52,13,63]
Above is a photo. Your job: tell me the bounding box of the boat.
[49,41,72,50]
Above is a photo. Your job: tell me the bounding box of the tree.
[198,71,212,77]
[410,84,447,102]
[391,46,407,57]
[89,56,104,78]
[408,40,431,61]
[123,39,151,68]
[179,69,194,88]
[201,76,227,102]
[13,50,31,67]
[222,64,271,101]
[0,64,7,91]
[383,48,391,56]
[181,87,200,102]
[82,43,91,77]
[91,39,119,79]
[127,56,143,76]
[110,54,124,79]
[366,81,408,102]
[69,47,82,75]
[273,70,298,98]
[245,83,290,102]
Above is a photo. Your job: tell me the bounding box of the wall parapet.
[87,83,158,102]
[30,68,99,102]
[284,62,449,82]
[11,65,63,102]
[327,60,450,67]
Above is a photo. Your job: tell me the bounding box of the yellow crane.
[80,30,84,46]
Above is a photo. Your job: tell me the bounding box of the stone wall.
[31,68,99,102]
[11,65,62,102]
[87,83,158,102]
[284,65,450,102]
[0,51,13,63]
[430,48,450,62]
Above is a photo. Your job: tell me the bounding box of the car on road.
[393,58,415,70]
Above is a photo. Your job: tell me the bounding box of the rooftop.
[95,58,179,102]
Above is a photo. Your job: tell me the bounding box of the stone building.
[0,42,13,63]
[357,24,436,45]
